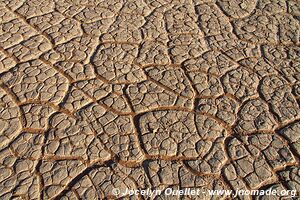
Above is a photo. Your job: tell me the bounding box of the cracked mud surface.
[0,0,300,199]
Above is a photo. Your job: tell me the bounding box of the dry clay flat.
[0,0,299,199]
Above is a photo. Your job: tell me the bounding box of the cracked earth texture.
[0,0,300,199]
